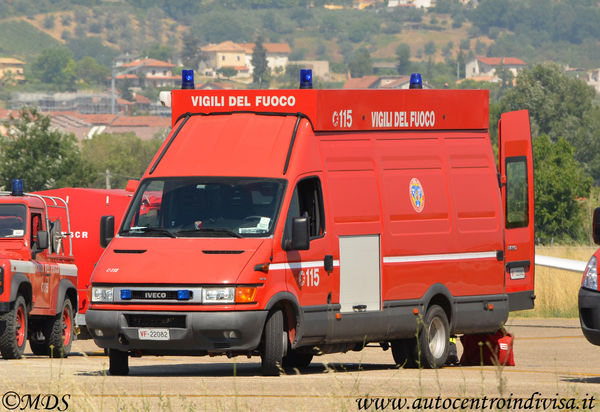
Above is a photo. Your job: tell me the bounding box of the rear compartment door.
[499,110,535,310]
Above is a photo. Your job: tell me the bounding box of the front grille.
[131,290,193,300]
[125,314,186,328]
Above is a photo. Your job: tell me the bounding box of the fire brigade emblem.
[409,178,424,213]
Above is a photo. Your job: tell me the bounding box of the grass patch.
[0,20,61,60]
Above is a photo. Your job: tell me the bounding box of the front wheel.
[44,298,74,358]
[416,305,450,368]
[261,309,284,376]
[0,295,28,359]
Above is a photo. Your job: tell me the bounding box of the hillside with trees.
[0,0,599,244]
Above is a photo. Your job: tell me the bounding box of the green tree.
[495,63,600,179]
[76,56,110,86]
[0,107,92,190]
[81,132,163,189]
[251,36,270,88]
[181,33,203,69]
[143,43,174,62]
[217,67,238,79]
[349,47,372,78]
[533,134,592,243]
[31,47,77,91]
[424,41,436,57]
[396,43,411,75]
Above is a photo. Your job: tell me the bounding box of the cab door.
[29,210,51,310]
[499,110,535,310]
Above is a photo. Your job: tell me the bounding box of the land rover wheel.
[282,349,313,369]
[109,349,129,376]
[417,304,449,368]
[44,298,74,358]
[0,295,28,359]
[29,340,49,356]
[261,309,284,376]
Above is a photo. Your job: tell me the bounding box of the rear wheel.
[0,295,28,359]
[261,309,284,376]
[391,338,418,368]
[416,305,449,368]
[44,299,74,358]
[282,349,313,369]
[109,349,129,376]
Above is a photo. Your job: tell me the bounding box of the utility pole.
[105,169,111,190]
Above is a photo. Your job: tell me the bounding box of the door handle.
[324,255,334,273]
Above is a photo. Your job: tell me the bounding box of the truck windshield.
[120,177,286,238]
[0,204,27,238]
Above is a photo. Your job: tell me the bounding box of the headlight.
[202,287,235,304]
[92,287,114,303]
[582,256,598,290]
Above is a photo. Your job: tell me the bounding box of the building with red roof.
[116,58,178,88]
[465,56,527,82]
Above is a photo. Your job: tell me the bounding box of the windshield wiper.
[122,227,177,238]
[175,228,242,238]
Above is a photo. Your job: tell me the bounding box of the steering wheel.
[242,216,264,222]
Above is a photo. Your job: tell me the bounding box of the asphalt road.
[0,318,598,411]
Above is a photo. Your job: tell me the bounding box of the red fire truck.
[87,72,534,375]
[0,183,130,359]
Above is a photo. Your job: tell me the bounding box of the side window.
[30,213,42,247]
[283,177,325,243]
[506,157,529,229]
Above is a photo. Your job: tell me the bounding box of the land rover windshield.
[0,204,26,238]
[120,177,285,238]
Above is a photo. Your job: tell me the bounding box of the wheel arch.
[264,291,303,349]
[56,279,77,315]
[10,273,32,310]
[421,283,454,330]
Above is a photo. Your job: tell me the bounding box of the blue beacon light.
[300,69,312,89]
[181,70,195,89]
[11,179,23,196]
[409,73,423,89]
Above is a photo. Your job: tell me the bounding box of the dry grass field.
[518,245,598,318]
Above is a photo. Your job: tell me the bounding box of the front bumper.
[578,287,600,346]
[86,309,268,355]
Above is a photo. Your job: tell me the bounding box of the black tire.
[261,309,284,376]
[416,305,450,369]
[282,349,313,369]
[109,349,129,376]
[44,298,74,358]
[391,338,418,368]
[29,340,49,356]
[0,295,28,359]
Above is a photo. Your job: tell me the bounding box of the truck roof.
[170,89,489,132]
[148,113,301,179]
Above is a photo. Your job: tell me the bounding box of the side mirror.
[36,231,49,250]
[100,215,115,248]
[593,208,600,245]
[288,216,310,251]
[125,179,139,193]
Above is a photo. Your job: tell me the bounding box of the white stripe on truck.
[270,260,340,271]
[9,260,77,277]
[383,251,497,264]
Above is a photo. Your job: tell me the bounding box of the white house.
[465,56,527,82]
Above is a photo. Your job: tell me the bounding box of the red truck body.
[35,188,131,328]
[0,187,130,359]
[87,87,535,375]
